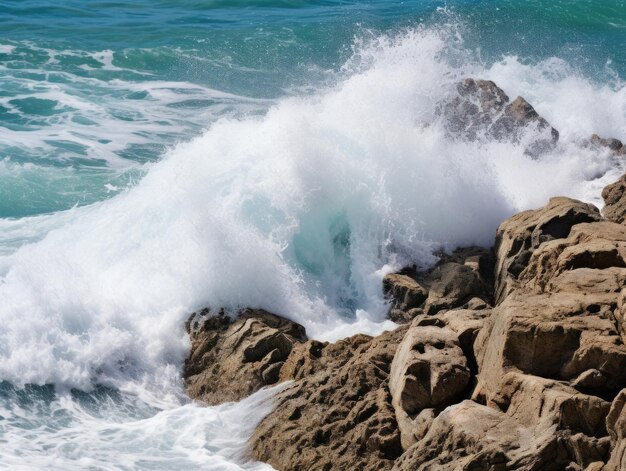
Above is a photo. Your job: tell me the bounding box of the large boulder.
[440,78,559,155]
[467,195,626,469]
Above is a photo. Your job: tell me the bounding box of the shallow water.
[0,1,625,469]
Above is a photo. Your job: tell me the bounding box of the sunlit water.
[0,1,625,469]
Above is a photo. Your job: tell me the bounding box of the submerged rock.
[591,134,626,156]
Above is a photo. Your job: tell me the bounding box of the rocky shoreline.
[183,81,626,470]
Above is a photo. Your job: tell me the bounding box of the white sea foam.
[0,383,282,471]
[0,25,624,390]
[0,23,625,470]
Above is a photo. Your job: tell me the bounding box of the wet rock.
[184,308,306,405]
[590,134,626,156]
[382,274,428,314]
[383,246,494,322]
[440,78,559,155]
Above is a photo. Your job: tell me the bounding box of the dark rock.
[383,247,493,322]
[591,134,626,156]
[440,78,559,155]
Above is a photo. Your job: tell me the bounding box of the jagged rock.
[440,78,559,155]
[389,323,470,449]
[591,134,626,156]
[383,247,493,322]
[382,274,428,317]
[468,195,626,469]
[184,308,306,405]
[602,175,626,225]
[493,197,601,304]
[603,389,626,470]
[250,327,408,471]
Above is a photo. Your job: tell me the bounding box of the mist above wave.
[0,24,623,392]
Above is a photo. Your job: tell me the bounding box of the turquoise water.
[1,0,625,217]
[0,1,625,469]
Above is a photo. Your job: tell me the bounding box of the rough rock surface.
[184,308,307,405]
[440,78,559,155]
[389,323,470,449]
[383,246,494,323]
[251,327,408,471]
[602,174,626,225]
[604,389,626,470]
[185,172,626,470]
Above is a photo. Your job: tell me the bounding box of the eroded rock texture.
[184,308,307,404]
[185,171,626,470]
[383,246,494,323]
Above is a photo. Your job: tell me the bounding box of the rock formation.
[184,307,307,405]
[602,175,626,225]
[439,78,559,155]
[382,246,493,322]
[183,82,626,470]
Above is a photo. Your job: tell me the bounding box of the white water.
[0,25,624,469]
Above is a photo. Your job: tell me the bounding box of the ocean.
[0,1,625,469]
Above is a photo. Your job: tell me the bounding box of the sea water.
[0,1,625,469]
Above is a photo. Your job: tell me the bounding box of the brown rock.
[184,308,306,405]
[384,247,493,322]
[493,196,601,304]
[393,400,564,471]
[389,323,470,449]
[469,194,626,469]
[604,389,626,471]
[602,174,626,225]
[382,274,428,314]
[250,327,408,471]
